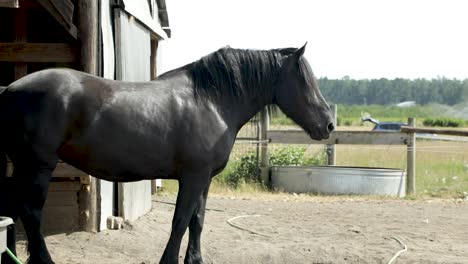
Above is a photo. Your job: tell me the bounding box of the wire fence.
[232,118,260,154]
[231,124,468,198]
[331,140,468,197]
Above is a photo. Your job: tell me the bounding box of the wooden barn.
[0,0,171,232]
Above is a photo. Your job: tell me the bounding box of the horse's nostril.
[327,123,335,133]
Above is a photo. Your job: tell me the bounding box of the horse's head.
[274,44,335,140]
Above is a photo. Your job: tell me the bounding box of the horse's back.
[7,68,83,91]
[0,69,109,158]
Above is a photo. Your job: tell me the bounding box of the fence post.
[77,0,99,233]
[406,117,416,195]
[326,104,337,165]
[260,107,270,185]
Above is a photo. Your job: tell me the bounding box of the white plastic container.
[0,217,14,262]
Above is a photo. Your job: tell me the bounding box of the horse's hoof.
[159,255,179,264]
[27,256,55,264]
[184,255,204,264]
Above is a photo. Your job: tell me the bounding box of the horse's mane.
[189,47,292,100]
[158,47,313,103]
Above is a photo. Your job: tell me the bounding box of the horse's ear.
[294,42,307,58]
[283,43,307,67]
[288,42,307,63]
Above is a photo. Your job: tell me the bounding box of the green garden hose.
[5,248,23,264]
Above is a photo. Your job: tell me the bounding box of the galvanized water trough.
[0,217,13,262]
[271,166,406,197]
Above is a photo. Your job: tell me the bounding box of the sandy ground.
[15,194,468,264]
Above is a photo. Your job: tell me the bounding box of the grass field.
[334,141,468,198]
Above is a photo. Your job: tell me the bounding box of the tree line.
[318,77,468,105]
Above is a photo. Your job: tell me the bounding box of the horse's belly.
[58,141,176,182]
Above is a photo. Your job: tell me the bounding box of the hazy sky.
[159,0,468,80]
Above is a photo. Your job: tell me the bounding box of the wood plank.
[48,0,74,25]
[17,204,80,233]
[0,0,18,8]
[268,130,409,145]
[7,161,89,179]
[37,0,77,39]
[18,0,42,9]
[49,181,81,191]
[52,163,88,178]
[43,205,79,232]
[0,43,77,62]
[401,126,468,137]
[46,191,78,206]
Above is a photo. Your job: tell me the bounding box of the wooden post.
[406,117,416,195]
[77,0,98,74]
[150,39,159,80]
[260,107,270,185]
[14,8,28,79]
[77,0,98,232]
[326,104,337,165]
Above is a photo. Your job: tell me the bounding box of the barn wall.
[114,9,152,221]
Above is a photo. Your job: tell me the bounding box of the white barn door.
[114,10,152,221]
[98,0,116,231]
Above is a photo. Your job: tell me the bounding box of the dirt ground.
[15,193,468,264]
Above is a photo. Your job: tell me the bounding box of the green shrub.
[304,149,327,165]
[220,146,326,188]
[423,118,465,127]
[221,153,260,188]
[269,146,306,166]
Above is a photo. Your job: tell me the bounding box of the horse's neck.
[221,95,271,132]
[163,66,272,131]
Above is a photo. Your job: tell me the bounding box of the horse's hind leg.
[14,151,57,264]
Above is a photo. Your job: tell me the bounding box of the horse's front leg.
[160,170,211,264]
[184,181,210,264]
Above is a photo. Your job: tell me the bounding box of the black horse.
[0,44,334,264]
